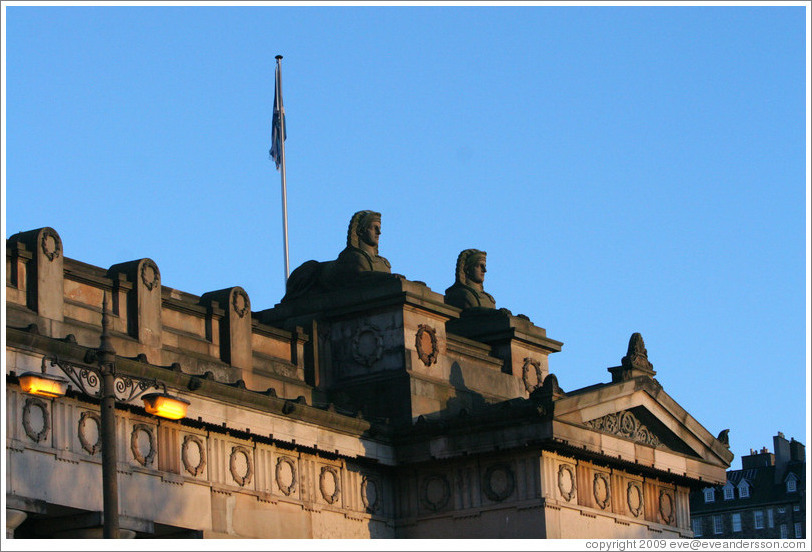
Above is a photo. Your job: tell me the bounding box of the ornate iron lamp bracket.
[44,356,162,404]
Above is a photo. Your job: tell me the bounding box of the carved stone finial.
[444,249,496,310]
[717,429,730,447]
[609,332,656,382]
[622,333,653,372]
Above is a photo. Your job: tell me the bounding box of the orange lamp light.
[142,392,190,420]
[18,371,69,398]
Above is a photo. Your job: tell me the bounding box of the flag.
[269,60,286,170]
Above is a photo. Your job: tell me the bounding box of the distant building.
[690,433,806,539]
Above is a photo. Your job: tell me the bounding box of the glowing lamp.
[18,371,69,398]
[142,392,190,420]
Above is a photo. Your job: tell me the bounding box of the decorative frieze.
[351,323,383,367]
[593,472,611,510]
[420,474,451,512]
[627,482,644,518]
[483,463,515,503]
[361,475,381,513]
[557,464,576,502]
[586,410,661,447]
[522,358,542,393]
[275,456,297,496]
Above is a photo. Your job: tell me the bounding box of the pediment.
[584,405,698,457]
[553,376,733,468]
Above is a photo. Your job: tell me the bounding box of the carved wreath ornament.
[230,446,253,487]
[275,456,297,496]
[659,490,675,525]
[522,358,543,393]
[557,464,576,502]
[22,397,50,443]
[361,475,381,513]
[181,434,207,477]
[483,463,515,503]
[232,289,250,318]
[140,260,160,291]
[593,473,611,510]
[627,482,644,518]
[420,474,451,512]
[78,411,102,455]
[319,466,341,504]
[351,323,383,367]
[415,325,439,367]
[130,424,156,467]
[40,228,62,262]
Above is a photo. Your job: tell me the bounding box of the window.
[780,524,788,539]
[778,507,786,514]
[738,482,750,498]
[793,505,799,512]
[713,515,723,535]
[692,518,703,537]
[732,513,742,532]
[724,484,734,500]
[754,510,764,529]
[794,522,803,539]
[767,508,774,528]
[786,475,798,493]
[703,488,715,503]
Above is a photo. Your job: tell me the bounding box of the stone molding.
[22,397,50,443]
[78,411,101,455]
[181,434,206,477]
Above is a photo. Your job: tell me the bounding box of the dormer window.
[738,480,750,499]
[786,473,799,493]
[703,488,715,503]
[723,483,735,500]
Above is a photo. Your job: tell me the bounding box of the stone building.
[690,433,806,539]
[5,217,733,539]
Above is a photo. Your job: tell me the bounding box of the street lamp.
[17,293,190,538]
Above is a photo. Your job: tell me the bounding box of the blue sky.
[2,3,809,466]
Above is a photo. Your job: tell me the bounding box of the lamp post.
[17,293,189,538]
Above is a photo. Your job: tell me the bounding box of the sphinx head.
[347,210,382,250]
[455,249,488,286]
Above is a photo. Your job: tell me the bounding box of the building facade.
[5,222,733,539]
[690,433,806,540]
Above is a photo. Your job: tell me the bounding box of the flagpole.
[276,55,290,281]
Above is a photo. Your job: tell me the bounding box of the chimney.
[789,438,805,463]
[742,447,775,469]
[774,432,792,482]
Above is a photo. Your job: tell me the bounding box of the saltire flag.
[269,61,286,169]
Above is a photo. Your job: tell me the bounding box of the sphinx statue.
[282,210,392,302]
[444,249,496,310]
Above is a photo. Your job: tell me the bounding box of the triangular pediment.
[553,376,733,469]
